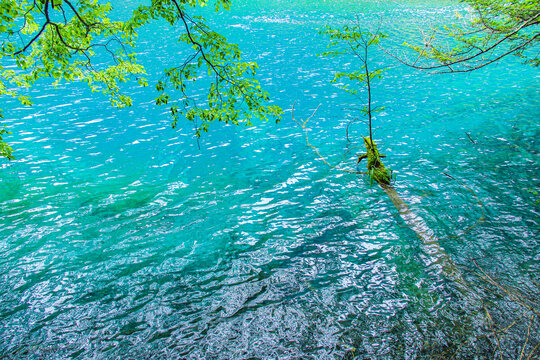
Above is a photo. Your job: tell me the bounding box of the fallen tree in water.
[292,102,489,301]
[311,15,539,360]
[317,22,464,280]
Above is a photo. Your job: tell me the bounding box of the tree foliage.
[0,123,13,160]
[0,0,282,159]
[400,0,540,73]
[320,22,393,185]
[319,23,387,144]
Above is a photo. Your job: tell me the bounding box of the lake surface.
[1,1,539,358]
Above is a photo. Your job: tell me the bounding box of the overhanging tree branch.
[0,0,281,160]
[390,1,540,74]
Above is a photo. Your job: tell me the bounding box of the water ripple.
[1,0,539,359]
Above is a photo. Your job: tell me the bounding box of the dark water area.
[0,1,539,359]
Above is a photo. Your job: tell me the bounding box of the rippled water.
[1,1,539,359]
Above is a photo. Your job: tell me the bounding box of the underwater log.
[360,138,468,289]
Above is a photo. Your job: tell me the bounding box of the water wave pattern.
[1,1,539,359]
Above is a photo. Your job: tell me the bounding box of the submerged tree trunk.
[360,137,468,289]
[380,184,465,283]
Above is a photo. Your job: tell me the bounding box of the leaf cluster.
[319,24,387,120]
[0,0,281,159]
[135,2,282,136]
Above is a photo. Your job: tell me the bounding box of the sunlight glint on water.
[0,1,539,358]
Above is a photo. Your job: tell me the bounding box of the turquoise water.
[1,1,539,358]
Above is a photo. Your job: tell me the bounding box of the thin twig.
[484,306,504,360]
[519,315,536,360]
[465,132,476,144]
[292,101,367,175]
[527,343,540,360]
[472,259,538,315]
[346,118,357,142]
